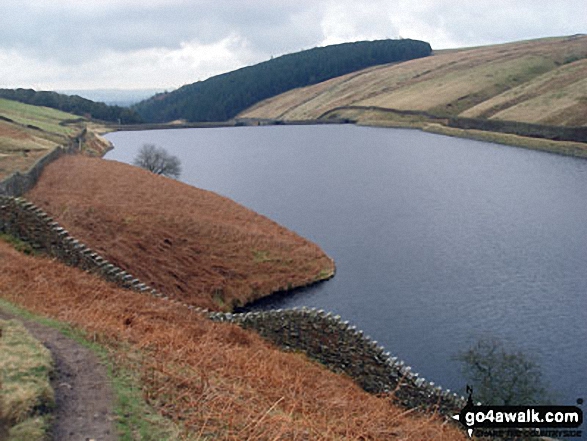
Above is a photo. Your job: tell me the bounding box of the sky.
[0,0,585,92]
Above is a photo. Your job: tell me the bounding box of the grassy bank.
[0,299,189,441]
[239,35,587,158]
[0,98,111,181]
[341,107,587,158]
[0,318,54,440]
[26,155,335,311]
[0,239,465,440]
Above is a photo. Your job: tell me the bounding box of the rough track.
[0,309,116,441]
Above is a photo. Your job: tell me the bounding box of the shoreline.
[105,116,587,160]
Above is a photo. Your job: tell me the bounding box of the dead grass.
[0,319,54,440]
[240,35,587,127]
[0,241,465,440]
[26,155,335,311]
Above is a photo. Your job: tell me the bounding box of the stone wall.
[0,129,85,197]
[0,196,155,295]
[0,195,466,417]
[209,308,466,416]
[0,147,64,197]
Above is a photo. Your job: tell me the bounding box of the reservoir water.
[105,125,587,405]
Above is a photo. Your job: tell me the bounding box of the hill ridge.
[240,35,587,130]
[133,38,432,123]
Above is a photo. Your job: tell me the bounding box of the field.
[241,35,587,129]
[0,239,465,440]
[26,155,335,311]
[0,98,81,180]
[0,98,112,181]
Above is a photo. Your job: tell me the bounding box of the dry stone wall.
[0,195,466,417]
[0,147,65,197]
[209,308,466,416]
[0,196,155,294]
[0,129,85,197]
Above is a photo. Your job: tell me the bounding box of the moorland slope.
[26,155,335,311]
[0,239,465,440]
[241,35,587,129]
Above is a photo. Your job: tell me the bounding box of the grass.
[0,233,38,256]
[26,155,335,311]
[0,98,78,137]
[0,98,111,180]
[240,35,587,157]
[0,239,465,440]
[0,98,76,180]
[0,318,54,441]
[0,299,191,441]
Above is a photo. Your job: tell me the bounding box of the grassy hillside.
[0,240,465,440]
[27,155,335,311]
[0,88,142,124]
[0,98,112,181]
[241,35,587,131]
[0,98,81,180]
[134,39,432,123]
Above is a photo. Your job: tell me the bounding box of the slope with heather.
[0,240,466,440]
[26,155,335,311]
[240,35,587,129]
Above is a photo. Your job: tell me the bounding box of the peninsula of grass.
[26,155,335,311]
[0,319,54,441]
[0,240,465,440]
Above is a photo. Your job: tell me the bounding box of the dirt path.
[0,310,116,441]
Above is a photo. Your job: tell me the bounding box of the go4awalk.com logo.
[452,387,583,438]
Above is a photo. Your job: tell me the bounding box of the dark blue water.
[105,125,587,405]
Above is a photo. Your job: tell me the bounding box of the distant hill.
[133,39,432,123]
[0,88,143,124]
[240,36,587,131]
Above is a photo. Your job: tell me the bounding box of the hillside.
[26,155,335,311]
[0,88,142,124]
[133,39,432,123]
[240,35,587,132]
[0,239,465,440]
[0,98,82,180]
[0,98,112,182]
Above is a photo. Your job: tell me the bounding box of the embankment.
[1,194,465,418]
[25,155,335,311]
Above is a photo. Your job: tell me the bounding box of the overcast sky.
[0,0,585,91]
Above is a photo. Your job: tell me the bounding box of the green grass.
[0,319,54,441]
[0,234,38,256]
[0,299,193,441]
[0,98,79,137]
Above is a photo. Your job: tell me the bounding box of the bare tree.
[133,144,181,179]
[455,337,550,405]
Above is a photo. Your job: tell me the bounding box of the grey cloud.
[1,0,585,89]
[0,1,323,64]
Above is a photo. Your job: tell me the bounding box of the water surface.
[105,125,587,405]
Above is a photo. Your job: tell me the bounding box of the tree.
[455,337,550,405]
[133,144,181,179]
